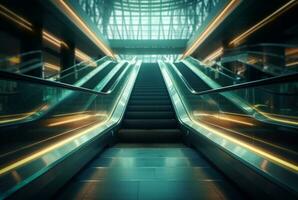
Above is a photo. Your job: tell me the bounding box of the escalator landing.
[57,143,242,200]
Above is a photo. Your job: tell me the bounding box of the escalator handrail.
[0,65,131,96]
[47,56,108,80]
[166,62,298,96]
[224,43,298,52]
[59,56,107,76]
[222,50,288,60]
[186,57,239,80]
[102,63,130,94]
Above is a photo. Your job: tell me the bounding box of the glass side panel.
[0,65,134,169]
[181,58,239,87]
[164,62,298,167]
[53,57,110,84]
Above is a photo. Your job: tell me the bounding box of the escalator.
[55,63,243,200]
[169,61,298,165]
[0,62,296,199]
[117,63,181,142]
[0,61,129,169]
[174,62,242,113]
[81,62,118,89]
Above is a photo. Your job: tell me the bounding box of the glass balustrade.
[164,61,298,167]
[0,63,134,170]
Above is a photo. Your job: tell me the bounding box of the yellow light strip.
[56,0,115,59]
[8,56,21,64]
[202,47,223,63]
[229,0,298,46]
[44,62,60,71]
[53,111,91,117]
[182,0,240,59]
[0,4,32,31]
[253,106,298,126]
[48,115,91,127]
[75,49,91,61]
[286,48,298,56]
[42,30,68,48]
[286,61,298,67]
[193,120,298,172]
[0,120,107,175]
[202,119,296,155]
[193,112,254,126]
[213,115,254,126]
[0,104,47,124]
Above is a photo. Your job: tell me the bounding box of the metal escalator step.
[132,92,167,95]
[117,129,182,142]
[133,90,168,93]
[128,100,171,105]
[127,105,172,111]
[129,96,169,100]
[125,111,175,119]
[122,119,177,129]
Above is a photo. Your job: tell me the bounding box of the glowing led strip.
[229,0,298,46]
[0,120,107,175]
[42,30,69,48]
[47,115,91,127]
[193,112,254,126]
[213,115,254,126]
[202,47,223,63]
[253,107,298,126]
[286,61,298,67]
[56,0,115,59]
[0,104,48,124]
[182,0,240,59]
[43,31,92,63]
[75,49,92,61]
[44,62,60,71]
[201,118,296,155]
[194,120,298,172]
[0,4,32,31]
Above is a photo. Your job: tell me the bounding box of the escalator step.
[122,119,177,129]
[129,96,169,100]
[125,111,175,119]
[127,105,172,112]
[128,100,171,105]
[133,89,168,93]
[132,92,167,96]
[117,129,182,142]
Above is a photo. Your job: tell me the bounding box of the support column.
[60,40,75,83]
[20,1,43,78]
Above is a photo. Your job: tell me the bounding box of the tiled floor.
[56,144,243,200]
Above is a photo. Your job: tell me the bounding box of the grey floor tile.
[89,157,209,168]
[56,144,243,200]
[76,167,156,181]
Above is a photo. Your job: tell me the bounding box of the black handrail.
[0,64,131,96]
[224,43,298,52]
[47,56,109,79]
[186,57,238,80]
[165,62,298,96]
[103,64,130,94]
[191,73,298,96]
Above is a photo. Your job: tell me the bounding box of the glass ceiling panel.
[120,54,181,63]
[77,0,222,62]
[78,0,221,40]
